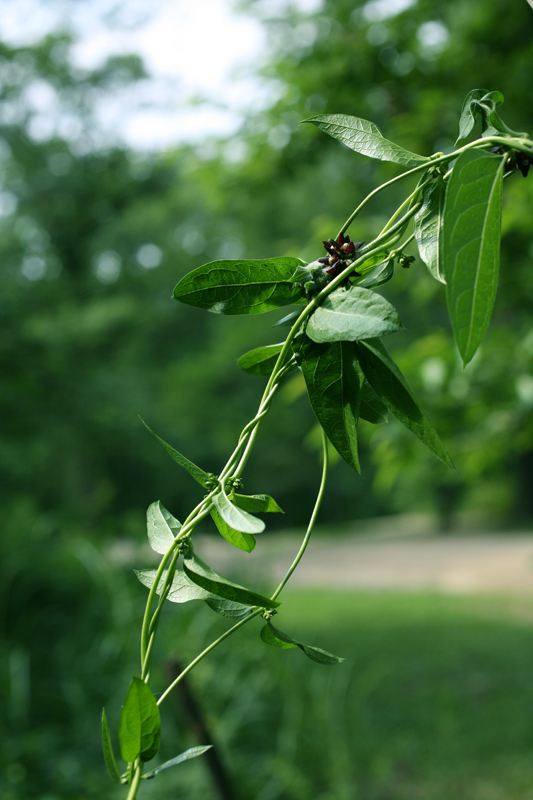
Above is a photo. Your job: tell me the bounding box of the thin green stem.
[156,609,263,706]
[378,177,431,237]
[157,426,330,707]
[126,761,143,800]
[336,134,531,239]
[271,427,329,600]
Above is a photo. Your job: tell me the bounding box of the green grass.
[153,590,533,800]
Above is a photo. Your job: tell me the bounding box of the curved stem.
[157,426,330,706]
[271,427,329,600]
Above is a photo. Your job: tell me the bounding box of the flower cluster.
[318,232,365,279]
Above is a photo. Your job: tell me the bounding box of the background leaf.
[183,548,280,609]
[414,178,446,283]
[119,677,161,763]
[357,339,453,468]
[261,620,345,664]
[173,257,308,315]
[146,501,180,555]
[294,336,363,472]
[442,149,505,365]
[306,286,402,343]
[102,709,123,783]
[142,746,213,780]
[212,491,265,534]
[305,114,429,167]
[141,419,210,488]
[210,507,257,552]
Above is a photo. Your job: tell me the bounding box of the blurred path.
[196,520,533,593]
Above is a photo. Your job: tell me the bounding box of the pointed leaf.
[274,310,301,328]
[356,255,393,289]
[183,547,280,609]
[307,286,402,343]
[456,89,486,144]
[135,568,212,602]
[141,419,210,488]
[210,507,256,553]
[305,114,429,168]
[442,149,505,365]
[119,677,161,763]
[237,343,296,377]
[212,491,265,534]
[357,338,453,468]
[205,597,254,620]
[173,257,309,315]
[142,746,213,780]
[456,89,527,144]
[414,177,446,283]
[102,709,124,783]
[359,379,389,425]
[294,336,363,472]
[146,501,180,555]
[261,621,345,664]
[233,493,284,513]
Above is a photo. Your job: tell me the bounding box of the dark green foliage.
[260,619,345,664]
[119,676,161,762]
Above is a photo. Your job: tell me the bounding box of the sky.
[0,0,322,149]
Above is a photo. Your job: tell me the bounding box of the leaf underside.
[210,507,257,553]
[305,114,429,168]
[212,491,265,534]
[306,286,402,343]
[442,149,505,365]
[146,500,180,555]
[143,746,213,780]
[414,177,446,284]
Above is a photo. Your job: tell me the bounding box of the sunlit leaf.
[135,568,212,603]
[119,677,161,763]
[233,493,284,513]
[306,286,402,343]
[305,114,429,167]
[237,343,296,377]
[146,501,180,555]
[210,507,256,553]
[212,490,265,534]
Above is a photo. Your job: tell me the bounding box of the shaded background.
[2,0,533,797]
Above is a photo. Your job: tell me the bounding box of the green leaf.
[456,89,527,145]
[119,677,161,763]
[102,709,124,783]
[306,286,403,343]
[304,114,429,168]
[359,379,389,425]
[135,568,212,602]
[237,343,294,377]
[356,254,393,289]
[260,621,345,665]
[141,419,210,488]
[142,746,213,780]
[146,501,180,555]
[183,547,280,609]
[212,490,265,534]
[357,338,453,468]
[294,336,363,472]
[274,310,301,328]
[205,597,253,620]
[233,493,284,513]
[210,507,257,553]
[173,257,309,315]
[442,149,505,365]
[414,178,446,283]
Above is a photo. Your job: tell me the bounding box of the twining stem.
[157,428,330,707]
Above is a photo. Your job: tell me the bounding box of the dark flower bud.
[318,256,330,265]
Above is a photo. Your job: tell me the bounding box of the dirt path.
[196,519,533,593]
